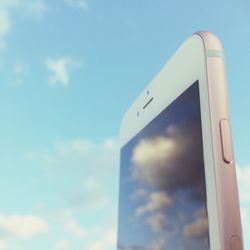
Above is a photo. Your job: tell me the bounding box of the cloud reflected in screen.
[118,82,209,250]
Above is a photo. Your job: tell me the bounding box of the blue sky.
[0,0,249,249]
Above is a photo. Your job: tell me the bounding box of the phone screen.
[118,81,210,250]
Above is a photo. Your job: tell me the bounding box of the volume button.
[219,119,234,164]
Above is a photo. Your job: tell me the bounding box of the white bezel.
[120,34,221,249]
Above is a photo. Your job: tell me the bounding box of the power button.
[219,119,234,164]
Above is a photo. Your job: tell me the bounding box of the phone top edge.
[119,31,208,148]
[194,31,224,58]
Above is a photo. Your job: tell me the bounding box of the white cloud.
[48,209,118,250]
[132,135,176,168]
[131,125,204,195]
[87,227,116,250]
[184,217,208,239]
[130,189,148,200]
[194,207,207,218]
[181,206,209,243]
[0,239,6,250]
[118,237,166,250]
[237,165,250,202]
[103,138,118,150]
[146,213,168,232]
[64,219,86,238]
[55,210,74,221]
[135,191,174,216]
[46,58,79,87]
[150,238,166,250]
[240,207,250,246]
[0,213,48,239]
[183,207,209,240]
[55,239,69,249]
[65,0,88,10]
[236,165,250,247]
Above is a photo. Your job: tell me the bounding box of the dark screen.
[117,81,210,250]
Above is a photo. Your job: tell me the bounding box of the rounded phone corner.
[194,31,224,52]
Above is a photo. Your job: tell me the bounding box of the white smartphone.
[117,32,243,250]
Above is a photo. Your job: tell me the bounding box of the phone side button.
[230,235,243,250]
[219,119,234,164]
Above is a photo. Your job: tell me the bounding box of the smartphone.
[117,32,243,250]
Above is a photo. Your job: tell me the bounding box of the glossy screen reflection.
[118,81,210,250]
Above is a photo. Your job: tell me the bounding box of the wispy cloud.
[25,138,119,211]
[86,227,116,250]
[65,0,88,10]
[24,137,119,249]
[46,58,80,87]
[118,237,166,250]
[8,62,27,86]
[146,212,169,233]
[55,239,69,249]
[0,0,48,48]
[0,239,6,250]
[25,138,119,170]
[0,9,11,49]
[22,0,48,20]
[184,218,208,239]
[64,218,86,238]
[52,210,117,250]
[135,191,174,216]
[0,0,20,9]
[68,177,111,210]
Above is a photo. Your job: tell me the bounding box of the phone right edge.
[196,31,244,250]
